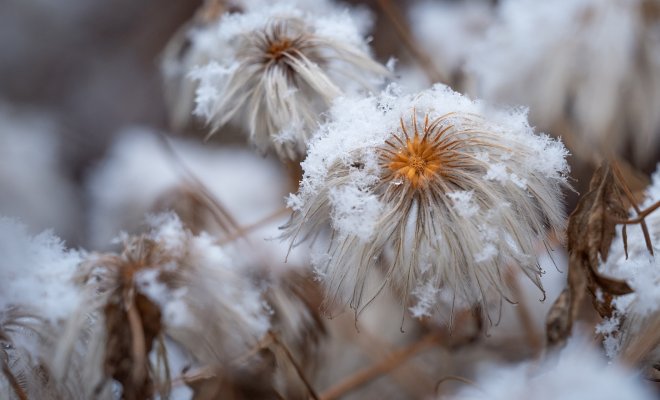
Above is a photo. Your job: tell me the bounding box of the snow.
[452,335,655,400]
[0,218,81,323]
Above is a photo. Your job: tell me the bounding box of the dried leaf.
[546,164,633,348]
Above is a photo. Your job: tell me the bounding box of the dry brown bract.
[545,163,656,348]
[89,238,166,400]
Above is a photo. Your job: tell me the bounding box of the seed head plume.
[284,84,570,322]
[188,4,391,161]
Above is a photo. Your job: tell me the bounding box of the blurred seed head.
[186,4,390,161]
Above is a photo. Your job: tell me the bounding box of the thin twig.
[320,332,442,400]
[268,331,320,400]
[375,0,445,84]
[610,201,660,225]
[611,161,654,255]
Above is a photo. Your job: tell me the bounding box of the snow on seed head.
[189,4,390,161]
[284,84,570,321]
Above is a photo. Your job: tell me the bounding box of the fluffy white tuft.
[285,84,569,319]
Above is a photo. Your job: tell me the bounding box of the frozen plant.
[58,214,273,399]
[284,84,569,321]
[188,2,390,160]
[0,218,103,399]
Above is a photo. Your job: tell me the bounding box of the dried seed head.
[284,85,570,321]
[188,4,391,161]
[61,214,272,396]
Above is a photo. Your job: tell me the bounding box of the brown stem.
[611,201,660,225]
[375,0,445,84]
[126,294,147,386]
[611,161,654,255]
[338,316,436,397]
[320,332,441,400]
[268,331,320,400]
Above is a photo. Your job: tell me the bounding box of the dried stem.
[336,316,436,397]
[268,331,320,400]
[320,331,442,400]
[611,161,654,255]
[612,200,660,225]
[126,294,148,386]
[375,0,445,84]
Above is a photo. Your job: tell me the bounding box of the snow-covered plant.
[598,164,660,362]
[0,219,101,399]
[468,0,660,163]
[59,214,272,399]
[284,84,569,320]
[188,3,390,160]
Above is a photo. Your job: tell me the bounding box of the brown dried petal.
[104,293,162,400]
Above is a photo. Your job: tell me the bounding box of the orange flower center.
[265,38,293,61]
[387,134,442,189]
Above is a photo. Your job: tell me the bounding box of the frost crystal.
[284,84,569,319]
